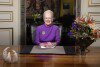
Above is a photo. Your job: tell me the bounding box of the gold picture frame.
[0,0,13,5]
[88,0,100,6]
[88,12,100,24]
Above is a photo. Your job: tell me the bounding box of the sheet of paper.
[40,45,56,48]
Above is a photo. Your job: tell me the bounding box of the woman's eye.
[45,18,47,19]
[45,18,52,20]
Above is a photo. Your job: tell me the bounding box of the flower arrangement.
[32,13,41,23]
[68,16,99,54]
[68,16,99,40]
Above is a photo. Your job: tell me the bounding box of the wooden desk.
[0,45,100,67]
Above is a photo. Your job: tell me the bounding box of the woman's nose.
[46,20,50,22]
[47,19,52,21]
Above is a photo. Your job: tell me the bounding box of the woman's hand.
[39,42,57,48]
[52,42,57,46]
[39,43,45,47]
[46,42,53,48]
[46,42,57,48]
[39,42,50,48]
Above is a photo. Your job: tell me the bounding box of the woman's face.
[44,13,53,26]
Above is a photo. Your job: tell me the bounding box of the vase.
[76,37,94,55]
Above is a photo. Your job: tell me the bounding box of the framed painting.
[26,0,60,18]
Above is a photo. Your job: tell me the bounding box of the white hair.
[43,10,54,18]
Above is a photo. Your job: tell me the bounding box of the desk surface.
[20,45,79,55]
[0,45,100,67]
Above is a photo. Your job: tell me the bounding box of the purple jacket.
[35,24,60,45]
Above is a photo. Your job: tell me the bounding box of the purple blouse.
[35,24,60,45]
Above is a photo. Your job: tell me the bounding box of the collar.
[43,23,53,28]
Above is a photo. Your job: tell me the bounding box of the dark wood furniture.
[0,45,100,67]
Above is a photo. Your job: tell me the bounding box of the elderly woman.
[35,10,60,48]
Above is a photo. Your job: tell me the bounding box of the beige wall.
[0,0,21,45]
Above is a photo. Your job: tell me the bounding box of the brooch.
[42,31,45,35]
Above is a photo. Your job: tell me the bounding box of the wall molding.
[0,11,13,22]
[88,12,100,24]
[0,0,13,5]
[88,0,100,6]
[0,28,13,45]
